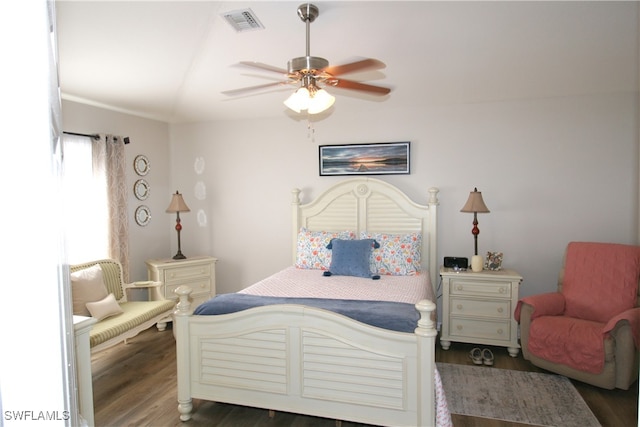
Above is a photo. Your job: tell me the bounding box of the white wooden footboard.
[175,286,437,426]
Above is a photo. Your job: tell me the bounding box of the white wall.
[169,91,638,306]
[62,100,172,281]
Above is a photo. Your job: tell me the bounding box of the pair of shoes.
[482,348,494,366]
[469,347,483,365]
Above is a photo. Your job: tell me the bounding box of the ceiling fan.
[222,3,391,115]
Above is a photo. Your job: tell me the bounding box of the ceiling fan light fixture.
[307,88,335,114]
[284,87,310,113]
[284,83,334,115]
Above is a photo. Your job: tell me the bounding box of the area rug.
[436,362,601,427]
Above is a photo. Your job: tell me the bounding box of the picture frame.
[319,142,410,176]
[485,251,504,271]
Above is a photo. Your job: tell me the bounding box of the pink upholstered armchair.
[515,242,640,390]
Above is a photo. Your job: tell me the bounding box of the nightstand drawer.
[450,297,511,319]
[162,264,211,285]
[449,279,511,298]
[166,280,211,300]
[449,317,511,341]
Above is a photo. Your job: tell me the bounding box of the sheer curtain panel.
[62,134,109,264]
[62,134,130,281]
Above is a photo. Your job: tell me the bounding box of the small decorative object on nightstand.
[146,256,217,315]
[440,265,523,357]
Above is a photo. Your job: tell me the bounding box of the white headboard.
[291,178,439,287]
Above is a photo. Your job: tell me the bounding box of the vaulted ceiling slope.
[56,1,638,124]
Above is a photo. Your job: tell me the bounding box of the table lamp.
[460,187,490,271]
[166,191,190,260]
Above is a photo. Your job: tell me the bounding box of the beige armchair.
[515,242,640,390]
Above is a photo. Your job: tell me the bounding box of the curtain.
[94,134,130,282]
[62,134,109,264]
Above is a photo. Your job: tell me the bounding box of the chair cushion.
[562,242,640,323]
[528,315,611,373]
[71,264,108,316]
[89,300,174,347]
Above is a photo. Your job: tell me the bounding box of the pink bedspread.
[240,266,434,304]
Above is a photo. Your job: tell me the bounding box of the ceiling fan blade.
[329,78,391,95]
[222,81,288,96]
[323,58,386,77]
[238,61,288,75]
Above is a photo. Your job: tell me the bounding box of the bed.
[174,177,445,426]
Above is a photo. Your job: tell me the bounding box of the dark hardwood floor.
[91,325,638,426]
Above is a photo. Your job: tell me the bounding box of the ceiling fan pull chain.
[307,117,315,142]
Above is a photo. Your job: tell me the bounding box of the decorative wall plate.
[135,205,151,226]
[134,179,150,200]
[133,154,150,176]
[194,156,205,175]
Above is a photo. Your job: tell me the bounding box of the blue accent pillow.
[326,238,380,279]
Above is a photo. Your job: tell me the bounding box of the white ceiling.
[55,1,638,124]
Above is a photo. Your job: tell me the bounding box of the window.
[62,134,109,264]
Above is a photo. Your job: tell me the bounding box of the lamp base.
[471,255,483,272]
[173,252,186,260]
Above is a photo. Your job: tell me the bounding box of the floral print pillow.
[360,232,422,276]
[295,228,355,270]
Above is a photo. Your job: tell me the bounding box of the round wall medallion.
[194,156,205,175]
[134,179,150,200]
[194,181,206,200]
[135,205,151,226]
[133,154,150,176]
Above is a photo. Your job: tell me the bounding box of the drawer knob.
[456,304,463,310]
[169,273,176,278]
[497,329,504,335]
[456,325,463,330]
[497,307,504,313]
[200,283,205,288]
[499,287,506,294]
[456,285,463,291]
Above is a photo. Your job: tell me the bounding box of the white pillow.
[71,264,108,316]
[86,293,123,321]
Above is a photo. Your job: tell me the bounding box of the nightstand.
[146,256,217,311]
[439,266,523,356]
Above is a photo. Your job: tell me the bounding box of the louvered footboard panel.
[199,329,288,394]
[301,331,406,409]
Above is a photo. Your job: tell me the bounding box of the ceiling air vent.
[222,9,265,32]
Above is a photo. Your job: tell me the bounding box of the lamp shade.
[460,188,490,213]
[166,191,190,213]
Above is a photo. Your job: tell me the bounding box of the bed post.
[174,285,193,421]
[415,299,437,427]
[427,187,439,293]
[292,188,302,265]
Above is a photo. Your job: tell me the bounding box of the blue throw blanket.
[194,293,420,333]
